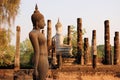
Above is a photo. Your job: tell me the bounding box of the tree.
[0,28,15,67]
[97,45,104,58]
[20,38,33,68]
[0,0,21,67]
[97,45,114,63]
[0,0,20,26]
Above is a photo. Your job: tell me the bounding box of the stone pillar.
[114,32,119,65]
[92,30,97,69]
[67,25,72,46]
[110,45,113,65]
[52,38,56,59]
[51,38,57,68]
[56,52,62,69]
[47,20,52,56]
[77,18,83,64]
[84,38,89,65]
[14,26,20,71]
[104,20,111,64]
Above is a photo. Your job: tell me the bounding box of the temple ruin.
[1,6,120,79]
[12,18,120,79]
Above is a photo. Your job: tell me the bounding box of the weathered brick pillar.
[76,18,83,64]
[51,38,57,68]
[92,30,97,69]
[104,20,111,64]
[47,20,52,56]
[114,32,119,65]
[84,38,89,65]
[110,45,113,65]
[14,26,20,71]
[57,53,62,69]
[52,38,56,58]
[67,25,72,45]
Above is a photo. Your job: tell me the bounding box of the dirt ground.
[0,65,120,80]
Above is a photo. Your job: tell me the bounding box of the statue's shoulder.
[29,30,37,38]
[38,32,45,39]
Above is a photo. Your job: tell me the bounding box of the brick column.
[67,25,72,45]
[14,26,20,71]
[77,18,83,64]
[104,20,111,64]
[84,38,89,65]
[114,32,119,65]
[47,20,52,56]
[92,30,97,69]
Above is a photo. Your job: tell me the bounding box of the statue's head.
[55,18,62,34]
[31,4,45,29]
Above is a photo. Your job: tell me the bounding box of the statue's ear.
[35,21,39,29]
[36,21,38,25]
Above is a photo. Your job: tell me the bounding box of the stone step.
[63,58,75,63]
[62,58,76,65]
[61,65,120,73]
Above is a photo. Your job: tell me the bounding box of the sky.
[11,0,120,46]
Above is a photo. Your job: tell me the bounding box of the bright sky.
[11,0,120,46]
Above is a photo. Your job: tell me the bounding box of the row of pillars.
[14,18,119,70]
[46,18,120,69]
[104,20,120,65]
[76,18,120,67]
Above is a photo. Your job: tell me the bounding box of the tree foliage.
[97,45,104,58]
[0,28,15,67]
[20,38,33,68]
[97,45,114,58]
[0,0,20,26]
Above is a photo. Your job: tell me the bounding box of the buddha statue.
[53,19,72,66]
[54,18,64,48]
[29,5,49,80]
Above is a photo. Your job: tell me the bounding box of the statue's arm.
[29,33,39,70]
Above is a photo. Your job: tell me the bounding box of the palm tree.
[0,0,20,27]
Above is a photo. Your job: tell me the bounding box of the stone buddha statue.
[29,5,49,80]
[53,18,72,57]
[52,19,72,68]
[54,18,64,48]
